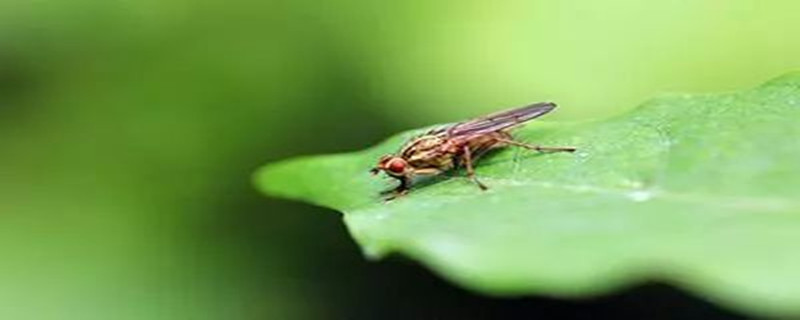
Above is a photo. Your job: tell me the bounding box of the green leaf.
[255,73,800,317]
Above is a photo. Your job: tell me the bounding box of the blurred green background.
[0,0,798,319]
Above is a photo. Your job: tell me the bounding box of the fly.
[370,102,576,200]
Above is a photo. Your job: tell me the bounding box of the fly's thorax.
[400,135,443,158]
[399,134,455,170]
[403,134,443,151]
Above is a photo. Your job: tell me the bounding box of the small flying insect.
[370,102,576,200]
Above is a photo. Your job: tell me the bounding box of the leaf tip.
[251,158,300,198]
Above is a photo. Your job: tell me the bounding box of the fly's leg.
[413,168,444,177]
[382,177,410,201]
[495,137,576,153]
[383,168,442,201]
[462,146,488,190]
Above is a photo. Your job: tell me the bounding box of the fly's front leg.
[383,168,441,201]
[412,167,443,178]
[462,146,488,190]
[383,177,410,201]
[495,137,576,153]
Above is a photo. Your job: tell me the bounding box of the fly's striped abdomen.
[456,131,510,165]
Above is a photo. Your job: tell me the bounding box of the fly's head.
[371,155,411,179]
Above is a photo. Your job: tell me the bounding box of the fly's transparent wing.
[446,102,556,136]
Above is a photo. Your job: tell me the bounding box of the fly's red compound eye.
[387,159,406,174]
